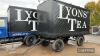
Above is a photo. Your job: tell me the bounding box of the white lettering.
[77,21,81,28]
[25,11,32,21]
[33,12,37,19]
[28,20,37,31]
[68,19,76,31]
[72,8,77,16]
[58,4,64,19]
[15,9,22,21]
[65,6,72,18]
[82,21,87,28]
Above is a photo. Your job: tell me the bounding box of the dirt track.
[0,42,99,56]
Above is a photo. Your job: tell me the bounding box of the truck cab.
[0,17,8,38]
[0,17,38,46]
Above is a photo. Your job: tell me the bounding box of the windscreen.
[0,19,5,27]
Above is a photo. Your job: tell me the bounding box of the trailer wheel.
[76,36,84,46]
[25,35,37,46]
[51,39,64,52]
[41,40,49,46]
[63,36,70,44]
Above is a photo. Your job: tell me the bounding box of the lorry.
[0,0,90,52]
[0,6,38,46]
[37,0,90,52]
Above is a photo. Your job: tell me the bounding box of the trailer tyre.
[76,36,84,46]
[51,39,64,52]
[63,36,70,44]
[41,40,49,46]
[25,35,37,46]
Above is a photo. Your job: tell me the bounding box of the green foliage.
[85,2,95,11]
[85,0,100,26]
[96,0,100,12]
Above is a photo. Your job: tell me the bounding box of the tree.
[85,2,95,11]
[96,0,100,12]
[85,1,100,26]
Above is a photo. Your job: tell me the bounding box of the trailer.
[0,6,38,46]
[37,0,90,52]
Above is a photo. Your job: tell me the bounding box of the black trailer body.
[37,0,90,39]
[8,6,37,33]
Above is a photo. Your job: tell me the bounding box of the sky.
[0,0,99,17]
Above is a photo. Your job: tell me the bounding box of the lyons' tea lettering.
[15,9,37,31]
[58,3,89,31]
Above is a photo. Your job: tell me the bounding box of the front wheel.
[76,35,85,46]
[24,35,37,46]
[51,39,64,52]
